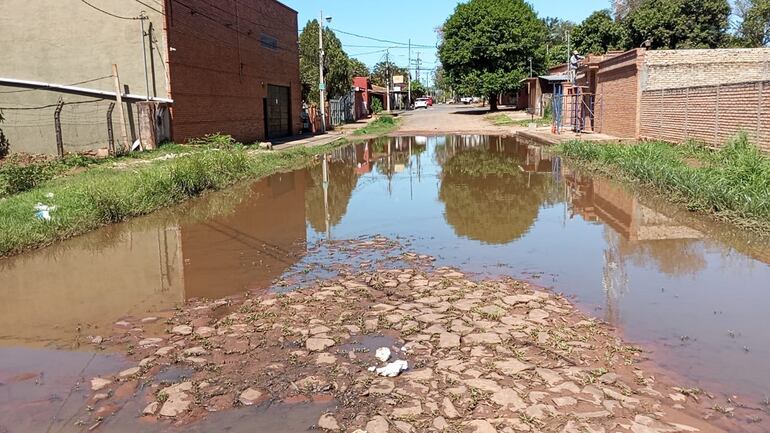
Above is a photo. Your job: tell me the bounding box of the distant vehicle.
[426,96,434,106]
[414,98,429,109]
[460,97,473,104]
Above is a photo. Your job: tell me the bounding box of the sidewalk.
[516,125,634,146]
[271,117,378,151]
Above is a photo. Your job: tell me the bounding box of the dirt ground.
[68,238,763,433]
[395,105,528,136]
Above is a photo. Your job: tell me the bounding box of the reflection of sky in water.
[307,135,770,400]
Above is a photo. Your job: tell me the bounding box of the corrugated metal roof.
[539,74,570,82]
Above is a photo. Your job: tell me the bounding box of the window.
[260,34,278,50]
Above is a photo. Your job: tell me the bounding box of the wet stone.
[172,325,193,336]
[238,388,263,406]
[318,413,340,431]
[91,377,112,391]
[143,401,159,416]
[306,337,335,352]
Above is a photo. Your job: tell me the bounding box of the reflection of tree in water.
[305,161,359,233]
[617,237,707,277]
[439,149,557,244]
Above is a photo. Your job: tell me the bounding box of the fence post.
[107,102,116,156]
[659,89,664,131]
[685,87,690,140]
[54,100,64,158]
[715,84,720,145]
[758,82,763,143]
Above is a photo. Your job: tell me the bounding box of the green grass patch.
[485,114,515,126]
[557,134,770,229]
[0,141,348,257]
[353,114,399,136]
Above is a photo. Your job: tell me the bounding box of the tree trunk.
[489,92,498,112]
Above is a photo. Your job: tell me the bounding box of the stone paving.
[80,239,755,433]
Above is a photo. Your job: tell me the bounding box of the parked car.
[414,98,429,109]
[460,97,473,104]
[426,96,434,106]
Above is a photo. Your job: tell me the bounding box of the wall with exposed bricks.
[642,48,770,91]
[166,0,301,143]
[594,49,644,138]
[640,81,770,151]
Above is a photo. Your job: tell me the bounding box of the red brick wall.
[594,49,644,138]
[165,0,301,143]
[640,81,770,151]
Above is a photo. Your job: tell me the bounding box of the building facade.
[0,0,301,155]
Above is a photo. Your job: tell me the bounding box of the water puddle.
[3,135,770,430]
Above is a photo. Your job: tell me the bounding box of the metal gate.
[265,85,291,139]
[329,91,355,126]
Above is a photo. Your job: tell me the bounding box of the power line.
[79,0,144,20]
[1,99,104,111]
[330,28,435,49]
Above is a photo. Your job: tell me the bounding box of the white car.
[460,97,473,104]
[414,98,429,109]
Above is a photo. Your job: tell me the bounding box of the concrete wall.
[0,0,168,154]
[642,48,770,91]
[594,49,644,138]
[166,0,302,143]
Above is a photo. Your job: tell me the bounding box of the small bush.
[188,133,238,149]
[371,98,383,114]
[0,163,57,196]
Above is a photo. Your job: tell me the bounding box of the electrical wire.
[0,99,104,111]
[330,28,436,49]
[79,0,144,20]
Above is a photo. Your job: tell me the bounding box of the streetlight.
[319,11,332,133]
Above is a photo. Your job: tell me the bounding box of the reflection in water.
[3,135,770,402]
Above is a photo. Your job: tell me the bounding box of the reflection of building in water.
[181,170,308,300]
[0,171,309,347]
[564,171,706,323]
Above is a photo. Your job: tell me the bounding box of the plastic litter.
[34,203,57,221]
[45,192,55,199]
[375,347,391,363]
[375,360,408,377]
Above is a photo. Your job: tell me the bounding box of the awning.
[539,74,570,82]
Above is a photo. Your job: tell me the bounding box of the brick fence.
[640,81,770,151]
[595,49,645,138]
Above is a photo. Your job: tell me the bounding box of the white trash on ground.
[375,347,391,363]
[375,360,408,377]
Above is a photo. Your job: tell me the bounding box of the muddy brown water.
[3,135,770,429]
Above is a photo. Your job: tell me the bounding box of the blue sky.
[282,0,611,78]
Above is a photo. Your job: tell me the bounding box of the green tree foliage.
[439,0,547,111]
[410,80,427,99]
[543,17,575,68]
[371,61,409,88]
[299,20,351,105]
[623,0,731,49]
[735,0,770,47]
[572,10,629,55]
[349,58,371,78]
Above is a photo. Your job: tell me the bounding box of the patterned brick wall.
[595,49,644,138]
[166,0,301,143]
[640,81,770,151]
[642,49,770,91]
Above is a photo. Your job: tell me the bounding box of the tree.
[371,61,409,88]
[543,17,575,68]
[572,10,629,55]
[735,0,770,46]
[299,20,351,105]
[624,0,731,49]
[349,58,370,78]
[439,0,548,111]
[613,0,645,21]
[410,80,427,99]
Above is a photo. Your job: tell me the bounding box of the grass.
[513,116,552,127]
[485,114,516,126]
[0,138,354,257]
[353,114,399,136]
[557,133,770,230]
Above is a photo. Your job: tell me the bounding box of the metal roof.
[539,74,570,82]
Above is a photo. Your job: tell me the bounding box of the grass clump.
[353,114,399,136]
[0,143,342,256]
[557,133,770,228]
[485,114,515,126]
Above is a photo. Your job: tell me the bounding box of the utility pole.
[318,10,327,133]
[566,31,571,64]
[140,13,150,100]
[385,49,391,112]
[529,57,533,78]
[416,52,421,84]
[407,39,411,110]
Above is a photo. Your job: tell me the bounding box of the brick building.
[0,0,301,154]
[521,48,770,150]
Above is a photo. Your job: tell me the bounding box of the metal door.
[265,85,291,139]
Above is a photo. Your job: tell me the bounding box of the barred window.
[260,34,278,50]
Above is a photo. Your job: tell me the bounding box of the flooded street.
[3,135,770,430]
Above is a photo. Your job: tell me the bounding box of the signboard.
[319,83,326,91]
[392,75,404,84]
